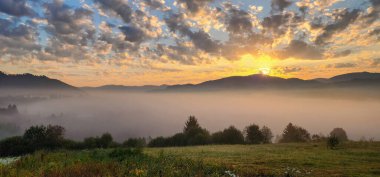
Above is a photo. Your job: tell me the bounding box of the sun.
[259,67,271,75]
[238,54,275,75]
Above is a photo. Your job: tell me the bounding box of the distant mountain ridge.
[1,71,380,92]
[165,72,380,91]
[0,71,78,91]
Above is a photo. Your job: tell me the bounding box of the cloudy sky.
[0,0,379,86]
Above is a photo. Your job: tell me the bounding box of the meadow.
[1,141,379,177]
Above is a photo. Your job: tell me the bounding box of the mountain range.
[1,71,380,92]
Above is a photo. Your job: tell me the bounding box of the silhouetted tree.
[212,126,244,144]
[330,128,348,141]
[99,133,113,148]
[23,125,65,150]
[183,116,210,145]
[245,124,264,144]
[279,123,310,143]
[261,126,273,144]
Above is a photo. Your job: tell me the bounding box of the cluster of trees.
[148,116,273,147]
[0,125,146,157]
[0,125,64,157]
[0,104,18,115]
[0,116,350,157]
[149,116,349,147]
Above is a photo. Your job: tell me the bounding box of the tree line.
[0,116,349,157]
[148,116,348,147]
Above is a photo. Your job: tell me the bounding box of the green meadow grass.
[1,142,379,177]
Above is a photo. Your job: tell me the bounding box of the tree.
[99,133,113,148]
[245,124,264,144]
[330,128,348,141]
[261,126,273,144]
[279,123,310,143]
[212,126,244,144]
[23,125,47,150]
[183,116,210,145]
[45,125,65,149]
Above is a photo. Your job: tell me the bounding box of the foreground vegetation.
[1,141,379,177]
[0,116,376,176]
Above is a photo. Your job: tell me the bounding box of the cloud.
[327,63,357,68]
[371,58,380,66]
[0,0,35,17]
[224,5,253,34]
[276,66,303,74]
[164,13,220,53]
[271,0,292,13]
[333,49,352,58]
[94,0,133,23]
[278,40,324,59]
[315,9,360,45]
[119,25,146,43]
[144,0,164,10]
[177,0,213,14]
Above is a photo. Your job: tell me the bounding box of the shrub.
[212,126,244,144]
[327,135,340,149]
[0,136,31,157]
[123,138,146,148]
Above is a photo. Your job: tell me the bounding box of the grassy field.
[1,142,379,177]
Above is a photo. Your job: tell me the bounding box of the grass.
[1,142,380,177]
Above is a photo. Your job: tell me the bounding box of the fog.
[1,90,380,141]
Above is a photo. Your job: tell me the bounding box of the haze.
[1,90,379,142]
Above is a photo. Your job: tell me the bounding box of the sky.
[0,0,379,87]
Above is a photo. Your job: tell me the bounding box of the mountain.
[329,72,380,82]
[166,74,321,91]
[165,72,380,91]
[0,71,79,91]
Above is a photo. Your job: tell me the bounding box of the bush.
[327,136,340,149]
[123,138,146,148]
[0,136,31,157]
[211,126,244,144]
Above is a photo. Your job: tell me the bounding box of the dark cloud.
[225,7,252,34]
[278,40,324,59]
[262,13,294,36]
[144,0,164,9]
[281,67,302,73]
[119,26,146,43]
[45,1,95,46]
[0,19,34,38]
[330,63,357,68]
[315,9,360,45]
[178,0,213,13]
[362,0,380,25]
[369,28,380,36]
[165,13,220,53]
[333,49,352,58]
[371,58,380,66]
[0,18,40,54]
[94,0,133,23]
[0,0,35,17]
[271,0,292,13]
